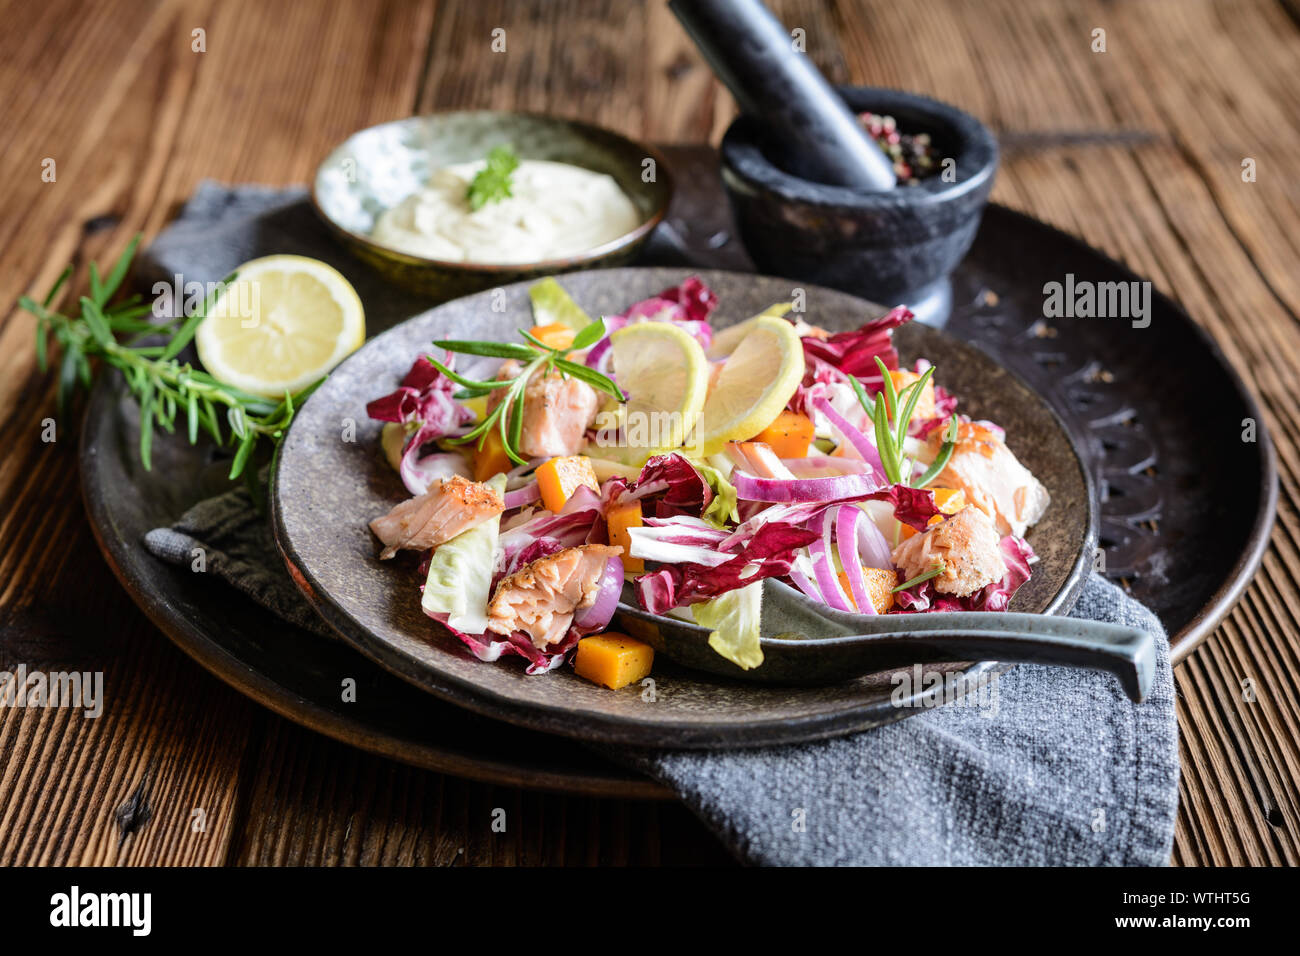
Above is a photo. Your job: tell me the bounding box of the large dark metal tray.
[79,146,1275,794]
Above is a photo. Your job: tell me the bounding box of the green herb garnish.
[850,356,958,489]
[19,235,318,485]
[893,562,946,593]
[431,319,622,466]
[466,145,520,211]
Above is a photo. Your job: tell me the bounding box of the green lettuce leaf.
[528,277,592,332]
[693,459,739,528]
[421,473,507,633]
[692,580,763,670]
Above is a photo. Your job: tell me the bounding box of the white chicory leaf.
[421,473,507,633]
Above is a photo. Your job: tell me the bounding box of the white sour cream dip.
[370,159,641,264]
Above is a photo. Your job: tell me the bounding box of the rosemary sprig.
[850,356,958,489]
[915,415,960,488]
[19,235,321,484]
[893,561,946,593]
[430,319,622,466]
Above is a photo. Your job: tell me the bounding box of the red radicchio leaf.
[912,385,960,439]
[600,277,719,350]
[652,275,719,323]
[435,613,580,675]
[868,484,943,532]
[366,353,475,495]
[800,306,912,381]
[496,536,566,585]
[635,522,819,614]
[615,453,714,519]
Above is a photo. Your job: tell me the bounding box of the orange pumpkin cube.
[606,498,644,573]
[529,322,577,350]
[888,369,937,421]
[573,633,654,689]
[474,428,513,482]
[752,410,815,458]
[535,455,599,513]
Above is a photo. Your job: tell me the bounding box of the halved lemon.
[195,255,364,397]
[609,322,710,462]
[696,315,805,455]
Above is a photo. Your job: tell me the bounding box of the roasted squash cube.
[528,322,577,350]
[574,633,654,689]
[606,499,644,573]
[474,428,513,482]
[536,455,599,513]
[753,410,815,458]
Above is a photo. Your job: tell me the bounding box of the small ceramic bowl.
[720,86,998,325]
[312,112,672,299]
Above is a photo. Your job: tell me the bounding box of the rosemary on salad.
[18,236,319,483]
[466,145,520,211]
[892,562,946,593]
[429,320,623,466]
[847,356,960,489]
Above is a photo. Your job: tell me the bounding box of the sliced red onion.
[855,505,895,570]
[559,483,601,514]
[573,556,624,631]
[835,505,875,615]
[732,469,885,503]
[503,482,541,510]
[781,455,872,479]
[813,396,886,482]
[724,441,795,479]
[808,509,853,612]
[584,336,615,377]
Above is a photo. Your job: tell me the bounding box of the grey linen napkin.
[141,183,1179,866]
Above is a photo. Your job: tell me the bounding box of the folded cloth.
[608,572,1177,866]
[141,183,1179,866]
[143,473,335,640]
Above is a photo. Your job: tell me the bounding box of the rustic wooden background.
[1,0,1297,866]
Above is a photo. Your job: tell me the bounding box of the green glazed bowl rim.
[309,110,673,274]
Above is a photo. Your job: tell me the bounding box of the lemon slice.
[195,255,364,397]
[697,315,805,455]
[609,322,710,462]
[706,302,794,359]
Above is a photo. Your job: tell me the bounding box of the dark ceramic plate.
[269,268,1095,748]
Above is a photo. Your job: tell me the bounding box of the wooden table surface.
[2,0,1297,866]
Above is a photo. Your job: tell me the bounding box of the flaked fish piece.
[370,474,504,560]
[892,506,1006,598]
[928,421,1049,537]
[489,361,600,458]
[486,544,622,649]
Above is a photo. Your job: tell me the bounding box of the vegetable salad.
[366,277,1049,685]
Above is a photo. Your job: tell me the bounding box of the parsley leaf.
[466,145,520,211]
